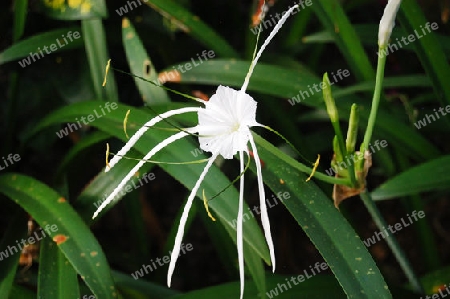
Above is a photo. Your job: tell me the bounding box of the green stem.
[361,47,387,161]
[360,190,424,294]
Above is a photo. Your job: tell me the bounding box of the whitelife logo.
[288,69,350,106]
[363,210,425,247]
[18,31,81,68]
[0,224,58,261]
[266,262,329,298]
[0,153,21,171]
[55,102,118,139]
[93,172,156,209]
[414,104,450,129]
[377,22,439,58]
[131,243,194,279]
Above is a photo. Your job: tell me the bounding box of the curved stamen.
[241,4,299,93]
[109,153,209,165]
[107,107,202,172]
[248,133,276,272]
[167,151,219,287]
[93,130,191,219]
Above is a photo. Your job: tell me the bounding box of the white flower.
[378,0,402,47]
[92,4,300,298]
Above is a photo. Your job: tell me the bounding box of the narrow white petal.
[92,131,189,219]
[241,4,299,93]
[237,151,245,299]
[248,134,276,272]
[106,107,202,172]
[378,0,402,47]
[167,152,219,287]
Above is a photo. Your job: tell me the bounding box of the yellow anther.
[306,154,320,182]
[203,189,216,222]
[124,110,131,139]
[102,59,111,87]
[105,143,111,169]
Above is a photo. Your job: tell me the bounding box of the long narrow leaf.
[0,174,119,299]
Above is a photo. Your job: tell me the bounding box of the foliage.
[0,0,448,298]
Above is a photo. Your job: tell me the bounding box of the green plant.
[0,0,448,298]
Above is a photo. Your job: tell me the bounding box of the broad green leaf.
[122,18,169,104]
[371,155,450,201]
[145,0,238,57]
[40,0,107,19]
[0,174,119,299]
[0,27,83,65]
[164,59,439,160]
[82,19,118,102]
[38,237,80,299]
[252,134,391,298]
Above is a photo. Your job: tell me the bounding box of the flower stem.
[360,48,387,163]
[360,190,424,294]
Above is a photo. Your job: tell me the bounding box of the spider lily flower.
[92,4,300,298]
[378,0,402,47]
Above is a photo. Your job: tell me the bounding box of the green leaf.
[311,1,374,81]
[122,18,170,104]
[145,0,238,57]
[371,155,450,201]
[165,59,439,160]
[171,274,345,299]
[8,284,36,299]
[40,0,107,20]
[82,18,118,102]
[112,270,180,299]
[56,131,111,177]
[0,174,119,299]
[252,134,391,298]
[13,0,28,41]
[398,1,450,107]
[38,236,80,299]
[0,27,83,65]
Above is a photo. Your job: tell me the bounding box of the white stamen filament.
[93,131,190,219]
[238,150,246,299]
[167,152,220,286]
[249,134,276,271]
[106,107,202,172]
[241,4,300,93]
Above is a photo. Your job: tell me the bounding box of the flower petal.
[241,4,300,93]
[197,86,258,159]
[237,151,246,299]
[249,133,276,272]
[92,131,190,219]
[378,0,402,47]
[167,152,219,287]
[106,107,202,172]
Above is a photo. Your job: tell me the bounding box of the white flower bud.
[378,0,402,47]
